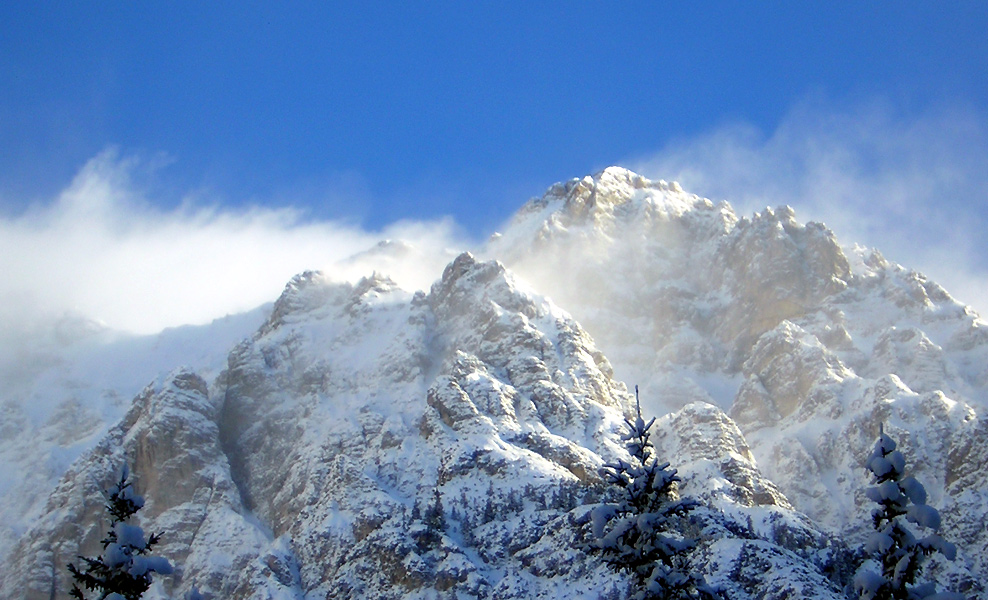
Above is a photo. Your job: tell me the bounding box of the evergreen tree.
[482,482,496,524]
[854,425,964,600]
[424,484,446,538]
[591,387,716,600]
[68,465,173,600]
[413,481,447,552]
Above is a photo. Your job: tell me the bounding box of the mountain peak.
[588,165,684,193]
[492,167,719,260]
[591,165,649,187]
[4,165,988,599]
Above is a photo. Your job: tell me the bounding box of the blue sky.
[2,2,988,333]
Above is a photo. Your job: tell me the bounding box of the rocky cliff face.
[5,252,854,600]
[4,370,284,600]
[3,167,983,598]
[490,167,988,596]
[0,308,266,568]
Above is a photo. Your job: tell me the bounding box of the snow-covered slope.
[0,308,267,563]
[5,254,854,600]
[489,167,987,595]
[3,166,984,598]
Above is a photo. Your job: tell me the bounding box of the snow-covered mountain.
[488,167,988,594]
[2,167,984,598]
[0,308,268,564]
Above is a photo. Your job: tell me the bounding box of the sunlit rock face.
[4,167,987,598]
[0,306,268,571]
[491,167,988,594]
[4,251,854,600]
[3,371,279,600]
[490,166,852,395]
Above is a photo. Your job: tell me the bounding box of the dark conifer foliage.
[68,466,172,600]
[591,386,717,600]
[854,425,963,600]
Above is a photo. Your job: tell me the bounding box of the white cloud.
[0,149,468,338]
[6,103,987,360]
[631,99,988,316]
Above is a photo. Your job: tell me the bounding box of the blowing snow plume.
[485,165,985,420]
[485,167,751,415]
[630,101,988,317]
[0,149,468,556]
[0,150,466,333]
[0,149,467,400]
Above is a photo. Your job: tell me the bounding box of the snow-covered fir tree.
[854,425,964,600]
[591,387,716,600]
[68,465,173,600]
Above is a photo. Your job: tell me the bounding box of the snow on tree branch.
[590,386,718,600]
[68,465,172,600]
[854,424,963,600]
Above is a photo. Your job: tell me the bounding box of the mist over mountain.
[488,169,988,585]
[2,168,984,599]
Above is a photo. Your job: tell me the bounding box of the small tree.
[68,465,173,600]
[421,483,446,549]
[854,425,963,600]
[591,387,716,599]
